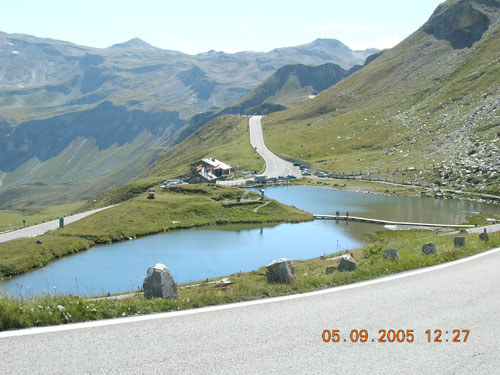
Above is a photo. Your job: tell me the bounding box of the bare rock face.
[422,242,437,255]
[143,263,178,299]
[266,258,296,284]
[337,254,357,272]
[423,0,492,49]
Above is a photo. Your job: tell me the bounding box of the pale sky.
[0,0,444,54]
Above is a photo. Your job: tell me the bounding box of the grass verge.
[1,230,498,331]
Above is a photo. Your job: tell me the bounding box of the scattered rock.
[266,258,296,284]
[454,237,466,248]
[479,230,489,242]
[326,265,336,274]
[35,240,42,244]
[337,254,357,272]
[422,242,436,255]
[479,232,489,242]
[383,249,400,261]
[143,263,178,299]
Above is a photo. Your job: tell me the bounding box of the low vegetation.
[2,230,498,331]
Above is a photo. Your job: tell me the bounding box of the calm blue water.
[2,185,497,297]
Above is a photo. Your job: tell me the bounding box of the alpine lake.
[2,185,498,298]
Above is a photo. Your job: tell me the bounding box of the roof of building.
[201,158,231,170]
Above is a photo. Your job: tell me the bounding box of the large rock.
[454,237,466,248]
[266,258,296,284]
[422,242,436,255]
[337,254,357,272]
[143,263,178,299]
[479,230,489,242]
[383,249,400,261]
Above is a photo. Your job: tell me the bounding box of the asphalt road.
[0,205,117,243]
[2,247,499,374]
[249,115,302,178]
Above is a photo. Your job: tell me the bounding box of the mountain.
[0,34,375,206]
[221,63,362,115]
[142,0,500,195]
[257,0,500,194]
[0,33,374,124]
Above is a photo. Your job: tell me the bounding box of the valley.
[1,0,500,353]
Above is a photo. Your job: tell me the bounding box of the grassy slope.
[262,13,500,193]
[142,115,264,179]
[0,201,85,233]
[0,184,312,278]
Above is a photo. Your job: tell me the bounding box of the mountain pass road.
[249,115,302,178]
[2,247,499,374]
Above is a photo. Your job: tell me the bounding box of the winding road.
[249,115,302,178]
[1,247,500,374]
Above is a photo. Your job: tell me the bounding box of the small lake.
[2,186,498,298]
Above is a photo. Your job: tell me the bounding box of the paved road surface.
[0,206,117,243]
[2,247,499,374]
[249,115,301,178]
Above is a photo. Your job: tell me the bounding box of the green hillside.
[142,115,264,179]
[261,0,500,194]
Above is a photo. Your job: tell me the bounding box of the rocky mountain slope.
[259,0,500,194]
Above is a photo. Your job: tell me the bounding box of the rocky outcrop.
[266,258,296,284]
[423,0,492,49]
[143,263,178,299]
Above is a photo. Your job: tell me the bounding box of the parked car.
[316,171,328,178]
[267,177,278,183]
[301,169,311,176]
[287,175,297,179]
[299,165,308,170]
[254,175,267,183]
[293,161,302,166]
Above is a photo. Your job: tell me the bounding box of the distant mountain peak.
[108,38,159,50]
[311,38,345,47]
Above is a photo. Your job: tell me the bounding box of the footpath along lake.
[2,186,498,297]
